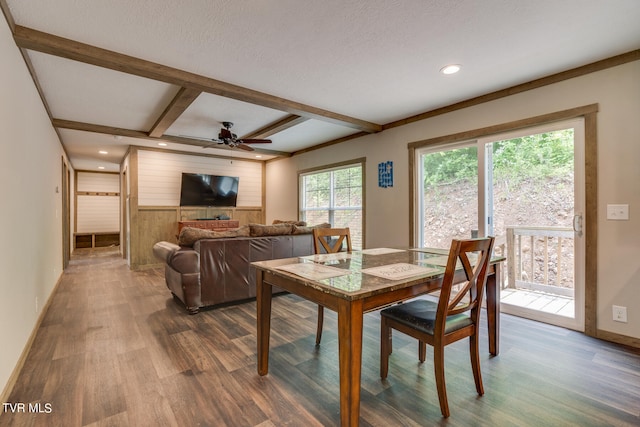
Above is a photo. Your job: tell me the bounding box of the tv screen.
[179,173,239,207]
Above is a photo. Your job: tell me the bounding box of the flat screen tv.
[179,173,239,207]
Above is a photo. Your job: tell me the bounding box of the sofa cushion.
[292,222,332,234]
[178,225,250,246]
[249,223,294,237]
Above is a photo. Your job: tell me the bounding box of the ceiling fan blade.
[200,138,223,149]
[236,143,255,151]
[239,138,272,144]
[178,134,214,142]
[202,141,222,149]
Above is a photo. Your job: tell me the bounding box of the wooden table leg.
[257,270,272,376]
[337,299,364,426]
[486,264,501,356]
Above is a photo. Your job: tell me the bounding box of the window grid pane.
[303,172,331,208]
[300,164,363,249]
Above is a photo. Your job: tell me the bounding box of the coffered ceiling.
[3,0,640,171]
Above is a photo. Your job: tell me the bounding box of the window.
[299,160,364,249]
[417,143,478,248]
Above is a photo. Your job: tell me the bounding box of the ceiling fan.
[202,121,272,151]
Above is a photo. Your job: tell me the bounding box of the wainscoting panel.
[132,207,179,268]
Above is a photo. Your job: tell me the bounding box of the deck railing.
[504,226,575,297]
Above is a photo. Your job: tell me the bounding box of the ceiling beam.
[53,118,152,139]
[292,131,369,156]
[0,0,15,33]
[15,26,382,134]
[148,87,201,138]
[241,115,309,139]
[52,119,291,157]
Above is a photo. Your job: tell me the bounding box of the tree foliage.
[423,129,574,186]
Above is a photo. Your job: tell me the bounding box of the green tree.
[492,130,574,182]
[423,129,574,186]
[422,146,477,186]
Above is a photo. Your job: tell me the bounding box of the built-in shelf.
[74,232,120,249]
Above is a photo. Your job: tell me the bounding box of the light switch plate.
[607,204,629,220]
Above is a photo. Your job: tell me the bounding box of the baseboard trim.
[0,274,63,403]
[596,328,640,350]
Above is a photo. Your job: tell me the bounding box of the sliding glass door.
[416,119,585,331]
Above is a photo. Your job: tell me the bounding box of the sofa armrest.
[154,241,199,274]
[168,249,199,275]
[153,241,181,263]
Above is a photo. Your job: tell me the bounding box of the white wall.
[266,60,640,340]
[76,172,120,233]
[137,150,262,207]
[0,18,67,394]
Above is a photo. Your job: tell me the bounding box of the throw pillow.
[292,222,332,234]
[272,219,307,226]
[178,225,250,246]
[249,223,294,237]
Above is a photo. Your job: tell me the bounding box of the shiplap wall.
[76,172,120,233]
[137,150,262,207]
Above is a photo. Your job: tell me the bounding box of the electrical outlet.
[612,305,627,323]
[607,204,629,220]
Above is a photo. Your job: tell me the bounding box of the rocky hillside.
[422,174,575,287]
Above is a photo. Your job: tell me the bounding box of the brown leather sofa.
[153,233,315,313]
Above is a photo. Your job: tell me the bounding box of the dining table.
[252,247,505,427]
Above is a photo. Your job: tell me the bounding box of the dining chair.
[379,236,495,417]
[312,227,352,345]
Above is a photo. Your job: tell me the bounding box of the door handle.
[573,214,583,237]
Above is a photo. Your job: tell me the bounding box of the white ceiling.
[4,0,640,171]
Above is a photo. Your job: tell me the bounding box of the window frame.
[408,104,598,336]
[298,158,366,249]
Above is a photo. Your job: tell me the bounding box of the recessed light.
[98,166,105,170]
[158,142,168,147]
[99,150,108,155]
[255,155,262,158]
[440,64,462,75]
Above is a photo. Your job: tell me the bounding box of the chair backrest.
[312,227,352,254]
[435,237,495,333]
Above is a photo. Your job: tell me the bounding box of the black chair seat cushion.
[381,299,472,335]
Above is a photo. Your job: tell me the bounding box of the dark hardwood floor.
[2,247,639,426]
